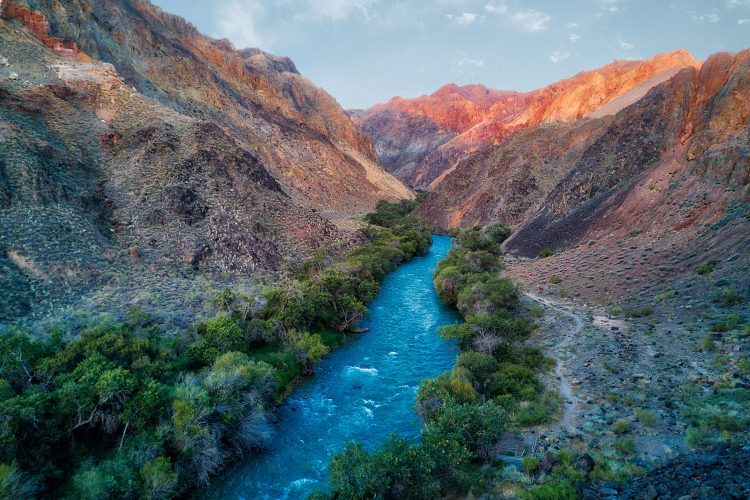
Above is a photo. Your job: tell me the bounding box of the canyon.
[0,0,748,498]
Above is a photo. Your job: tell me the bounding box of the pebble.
[0,57,8,66]
[9,72,18,80]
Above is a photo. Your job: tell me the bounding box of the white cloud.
[447,12,479,26]
[484,3,508,15]
[452,51,485,76]
[727,0,750,7]
[550,51,570,63]
[304,0,376,21]
[483,4,551,33]
[692,12,721,23]
[569,33,580,42]
[618,37,635,50]
[511,10,551,32]
[739,18,750,23]
[456,57,485,67]
[215,1,266,49]
[598,0,623,13]
[566,22,579,28]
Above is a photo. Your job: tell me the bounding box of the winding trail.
[526,292,585,431]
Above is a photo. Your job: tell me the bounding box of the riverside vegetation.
[321,223,677,499]
[321,224,582,499]
[0,199,431,498]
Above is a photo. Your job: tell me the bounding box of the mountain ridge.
[353,49,701,188]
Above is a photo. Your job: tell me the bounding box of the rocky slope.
[416,50,750,314]
[0,0,412,324]
[353,51,699,188]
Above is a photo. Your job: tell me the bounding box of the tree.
[140,457,178,500]
[329,435,440,500]
[488,363,540,400]
[421,425,472,492]
[288,332,329,374]
[455,351,498,394]
[201,316,244,353]
[457,276,519,316]
[483,222,512,246]
[429,402,506,462]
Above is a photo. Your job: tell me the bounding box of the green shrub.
[140,457,178,500]
[711,289,743,307]
[711,355,729,371]
[455,351,498,392]
[201,316,244,352]
[456,276,519,316]
[329,435,440,500]
[288,332,329,374]
[488,363,540,400]
[519,480,578,500]
[538,248,554,259]
[549,275,562,285]
[697,259,717,275]
[654,290,676,303]
[626,306,653,318]
[0,462,39,499]
[686,425,711,447]
[611,419,630,435]
[702,334,716,352]
[427,402,507,462]
[523,456,540,474]
[613,438,636,456]
[590,455,645,483]
[635,408,658,428]
[512,391,560,426]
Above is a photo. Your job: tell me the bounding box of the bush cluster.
[0,200,431,498]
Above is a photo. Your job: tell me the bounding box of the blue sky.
[152,0,750,109]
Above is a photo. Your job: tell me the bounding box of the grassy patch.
[711,289,744,307]
[611,419,631,435]
[626,306,653,318]
[538,248,554,259]
[682,385,750,448]
[697,259,717,275]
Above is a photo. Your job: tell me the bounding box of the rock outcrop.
[1,0,80,58]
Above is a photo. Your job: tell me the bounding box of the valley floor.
[522,289,750,497]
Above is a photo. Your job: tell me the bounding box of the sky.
[151,0,750,109]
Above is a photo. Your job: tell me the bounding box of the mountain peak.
[356,49,710,188]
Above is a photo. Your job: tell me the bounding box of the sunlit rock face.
[412,50,750,307]
[0,0,412,320]
[353,50,700,189]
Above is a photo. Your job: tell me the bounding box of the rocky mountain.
[353,50,699,188]
[0,0,412,323]
[357,48,749,310]
[415,49,750,310]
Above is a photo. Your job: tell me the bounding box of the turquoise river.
[204,235,460,499]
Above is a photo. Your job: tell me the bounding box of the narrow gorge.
[1,1,748,499]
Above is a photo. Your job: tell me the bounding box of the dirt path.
[526,292,584,431]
